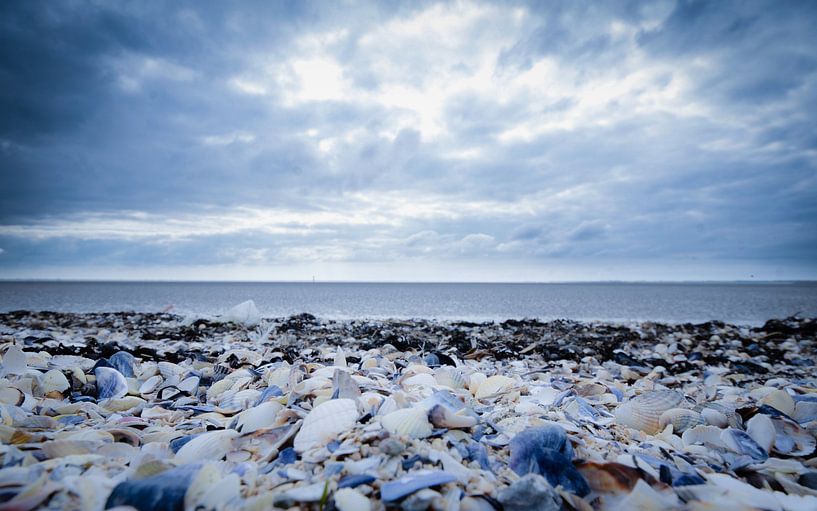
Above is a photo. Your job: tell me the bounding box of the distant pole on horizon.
[312,275,315,284]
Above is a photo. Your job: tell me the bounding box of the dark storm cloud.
[0,0,816,279]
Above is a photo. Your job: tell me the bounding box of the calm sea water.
[1,281,816,325]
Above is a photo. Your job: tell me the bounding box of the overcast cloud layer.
[1,0,816,281]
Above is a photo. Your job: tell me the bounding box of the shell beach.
[0,308,816,510]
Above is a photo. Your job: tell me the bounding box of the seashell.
[704,402,743,428]
[475,375,515,399]
[40,440,100,458]
[497,473,561,511]
[434,367,468,389]
[794,399,817,424]
[771,416,816,456]
[380,470,457,502]
[468,373,486,396]
[40,370,70,396]
[614,390,683,434]
[0,385,24,405]
[1,345,27,377]
[611,479,680,510]
[759,389,795,416]
[106,463,201,511]
[682,425,727,448]
[218,388,261,413]
[658,408,704,434]
[108,351,136,378]
[508,425,589,496]
[334,347,347,368]
[402,373,437,388]
[576,460,654,494]
[175,429,240,464]
[177,375,200,394]
[139,375,162,395]
[273,481,334,507]
[332,369,360,400]
[721,428,768,461]
[381,407,433,439]
[746,413,776,452]
[334,488,371,511]
[701,407,729,428]
[185,463,241,510]
[428,404,476,429]
[157,361,185,380]
[293,398,359,452]
[95,367,128,400]
[233,401,282,434]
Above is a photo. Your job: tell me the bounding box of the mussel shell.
[106,463,201,511]
[509,425,589,496]
[108,351,136,378]
[95,367,128,400]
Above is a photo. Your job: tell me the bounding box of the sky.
[1,0,816,282]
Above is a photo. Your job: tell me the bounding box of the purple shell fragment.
[380,470,457,502]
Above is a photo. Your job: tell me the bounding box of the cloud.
[0,0,815,279]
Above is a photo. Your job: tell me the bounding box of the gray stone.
[498,474,561,511]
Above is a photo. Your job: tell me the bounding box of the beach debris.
[0,310,814,510]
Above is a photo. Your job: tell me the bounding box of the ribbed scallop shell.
[658,408,704,434]
[759,389,795,416]
[139,375,162,395]
[614,390,683,434]
[475,375,515,399]
[233,401,282,434]
[293,398,359,452]
[428,404,476,429]
[381,407,433,439]
[434,367,468,389]
[468,373,487,396]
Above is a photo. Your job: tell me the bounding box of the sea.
[1,281,816,326]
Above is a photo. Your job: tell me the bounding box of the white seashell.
[771,417,816,456]
[701,407,729,428]
[614,391,683,434]
[40,370,70,395]
[746,413,776,452]
[658,408,704,434]
[41,440,100,458]
[794,400,817,424]
[157,361,185,379]
[334,488,371,511]
[403,373,437,388]
[175,429,240,464]
[293,398,359,453]
[139,375,162,395]
[381,407,433,439]
[682,425,727,448]
[429,404,477,429]
[468,373,486,396]
[475,375,515,399]
[334,348,347,368]
[101,396,145,412]
[1,346,27,377]
[0,385,24,405]
[186,463,241,511]
[434,367,468,389]
[178,375,200,394]
[234,401,282,434]
[760,389,795,416]
[218,389,261,413]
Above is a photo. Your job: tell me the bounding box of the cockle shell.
[293,398,358,452]
[381,407,433,439]
[95,367,128,400]
[434,367,468,389]
[468,373,487,396]
[475,375,515,399]
[175,429,240,464]
[701,407,729,428]
[40,370,70,395]
[614,390,683,434]
[658,408,704,434]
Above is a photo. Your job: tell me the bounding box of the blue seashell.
[95,367,128,400]
[108,351,136,378]
[466,442,491,471]
[722,429,768,462]
[324,463,344,477]
[610,388,624,402]
[57,415,85,426]
[169,434,199,454]
[401,454,423,470]
[173,404,216,413]
[338,474,376,489]
[254,385,283,406]
[327,440,341,453]
[105,464,201,511]
[509,425,589,496]
[277,447,297,465]
[380,470,457,502]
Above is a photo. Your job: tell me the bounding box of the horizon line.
[1,278,815,285]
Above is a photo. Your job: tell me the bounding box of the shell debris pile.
[0,310,816,510]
